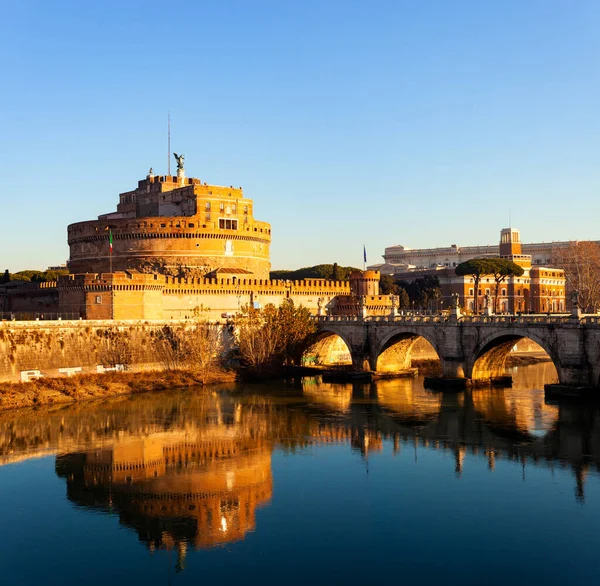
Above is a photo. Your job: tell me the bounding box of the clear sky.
[1,0,599,272]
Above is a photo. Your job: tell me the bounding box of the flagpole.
[108,228,114,320]
[109,229,113,274]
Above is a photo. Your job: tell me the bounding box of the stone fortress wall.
[2,272,352,322]
[0,319,173,382]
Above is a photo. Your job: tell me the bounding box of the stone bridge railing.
[315,313,593,326]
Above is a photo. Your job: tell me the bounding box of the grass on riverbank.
[0,368,237,411]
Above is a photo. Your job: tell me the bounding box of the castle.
[2,161,351,320]
[67,167,272,279]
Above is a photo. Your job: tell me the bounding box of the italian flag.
[109,230,113,253]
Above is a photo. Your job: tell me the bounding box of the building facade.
[370,231,598,274]
[389,229,566,314]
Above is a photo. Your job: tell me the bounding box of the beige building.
[370,231,598,274]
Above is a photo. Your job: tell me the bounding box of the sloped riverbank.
[0,369,237,411]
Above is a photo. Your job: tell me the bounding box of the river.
[1,363,599,585]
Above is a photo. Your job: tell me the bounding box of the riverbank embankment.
[0,369,237,411]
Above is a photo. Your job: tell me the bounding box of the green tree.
[488,258,524,312]
[270,264,359,282]
[379,274,400,295]
[9,269,68,283]
[455,259,497,314]
[397,275,441,310]
[397,287,410,309]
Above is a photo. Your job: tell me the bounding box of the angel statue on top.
[173,153,185,171]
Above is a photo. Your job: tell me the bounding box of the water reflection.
[1,364,600,562]
[56,435,272,569]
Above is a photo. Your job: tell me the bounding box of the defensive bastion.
[67,171,272,279]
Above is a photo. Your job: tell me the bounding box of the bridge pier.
[351,348,372,372]
[441,358,466,379]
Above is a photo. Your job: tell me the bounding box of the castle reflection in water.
[1,364,600,566]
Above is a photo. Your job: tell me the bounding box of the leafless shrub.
[98,330,133,367]
[153,321,223,383]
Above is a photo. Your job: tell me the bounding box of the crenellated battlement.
[2,272,352,321]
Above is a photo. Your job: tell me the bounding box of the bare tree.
[235,300,316,371]
[153,321,223,382]
[553,241,600,313]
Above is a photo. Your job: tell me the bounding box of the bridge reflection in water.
[1,365,599,564]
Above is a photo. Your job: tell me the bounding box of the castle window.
[160,223,166,228]
[244,205,248,214]
[220,203,225,212]
[232,204,237,214]
[95,295,102,304]
[205,202,211,211]
[219,219,238,230]
[205,213,211,222]
[188,223,194,228]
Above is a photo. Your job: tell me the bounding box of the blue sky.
[1,0,599,272]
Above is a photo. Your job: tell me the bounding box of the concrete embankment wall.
[0,320,200,383]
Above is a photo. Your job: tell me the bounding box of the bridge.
[314,311,600,390]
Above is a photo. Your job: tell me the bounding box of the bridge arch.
[469,329,559,382]
[304,329,353,367]
[374,328,442,373]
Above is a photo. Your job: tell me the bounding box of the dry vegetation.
[236,300,317,372]
[0,369,237,412]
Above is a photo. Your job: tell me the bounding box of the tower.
[499,228,522,257]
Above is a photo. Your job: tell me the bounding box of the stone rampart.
[0,320,200,383]
[2,275,352,322]
[2,281,59,316]
[161,277,351,319]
